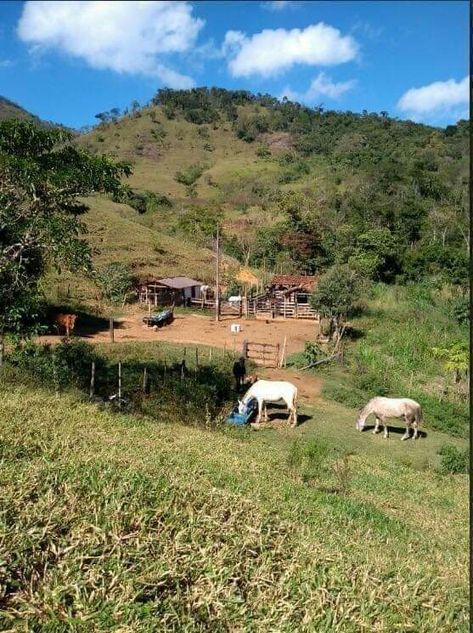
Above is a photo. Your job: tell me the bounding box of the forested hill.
[76,87,469,288]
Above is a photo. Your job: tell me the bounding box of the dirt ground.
[41,312,318,357]
[39,312,322,402]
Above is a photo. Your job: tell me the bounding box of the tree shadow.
[46,306,125,336]
[344,325,364,341]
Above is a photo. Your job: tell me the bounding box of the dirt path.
[256,367,323,403]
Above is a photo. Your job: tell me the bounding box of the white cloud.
[397,77,469,121]
[224,22,359,78]
[262,1,291,11]
[281,72,356,103]
[17,1,204,88]
[0,59,13,68]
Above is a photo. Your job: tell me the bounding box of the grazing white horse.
[238,380,298,427]
[356,397,423,440]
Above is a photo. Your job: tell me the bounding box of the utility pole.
[215,223,220,322]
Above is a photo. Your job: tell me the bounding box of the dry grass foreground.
[0,379,468,632]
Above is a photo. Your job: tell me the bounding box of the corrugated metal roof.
[158,276,203,289]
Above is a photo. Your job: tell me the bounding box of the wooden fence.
[191,295,319,321]
[242,340,281,368]
[189,298,242,316]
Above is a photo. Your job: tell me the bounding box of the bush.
[113,189,172,213]
[175,163,206,187]
[184,108,219,125]
[256,145,271,158]
[438,444,469,474]
[96,262,134,305]
[414,394,468,437]
[8,340,103,391]
[450,294,469,324]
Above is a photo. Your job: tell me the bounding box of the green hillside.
[0,343,468,630]
[74,88,468,286]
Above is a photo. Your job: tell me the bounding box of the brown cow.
[53,313,77,337]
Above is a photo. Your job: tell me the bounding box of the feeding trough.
[143,308,174,328]
[225,397,258,426]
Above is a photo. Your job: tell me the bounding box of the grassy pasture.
[0,340,468,631]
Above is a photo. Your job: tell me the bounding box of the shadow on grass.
[263,403,312,427]
[362,425,428,439]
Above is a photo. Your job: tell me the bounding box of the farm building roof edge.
[137,275,204,289]
[269,274,318,290]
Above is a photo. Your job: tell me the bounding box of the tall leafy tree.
[310,264,363,338]
[0,120,131,358]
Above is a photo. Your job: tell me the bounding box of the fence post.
[89,361,95,400]
[142,366,148,394]
[195,347,199,373]
[109,317,115,343]
[280,337,287,368]
[118,362,122,409]
[242,339,248,359]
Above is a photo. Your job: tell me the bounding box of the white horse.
[356,397,423,440]
[238,380,298,427]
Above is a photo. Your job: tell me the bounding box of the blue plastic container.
[225,398,258,426]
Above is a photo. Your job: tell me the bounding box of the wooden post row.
[118,361,122,409]
[89,361,95,399]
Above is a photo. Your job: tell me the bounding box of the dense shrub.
[8,340,103,391]
[113,189,172,213]
[175,163,206,187]
[96,262,135,305]
[450,294,470,324]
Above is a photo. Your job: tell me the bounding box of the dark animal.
[53,313,77,337]
[232,356,246,392]
[171,359,188,378]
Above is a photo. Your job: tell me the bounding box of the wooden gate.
[242,340,281,368]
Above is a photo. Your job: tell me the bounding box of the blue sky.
[0,1,469,129]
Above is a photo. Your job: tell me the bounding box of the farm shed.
[267,274,318,302]
[138,276,204,307]
[246,274,319,320]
